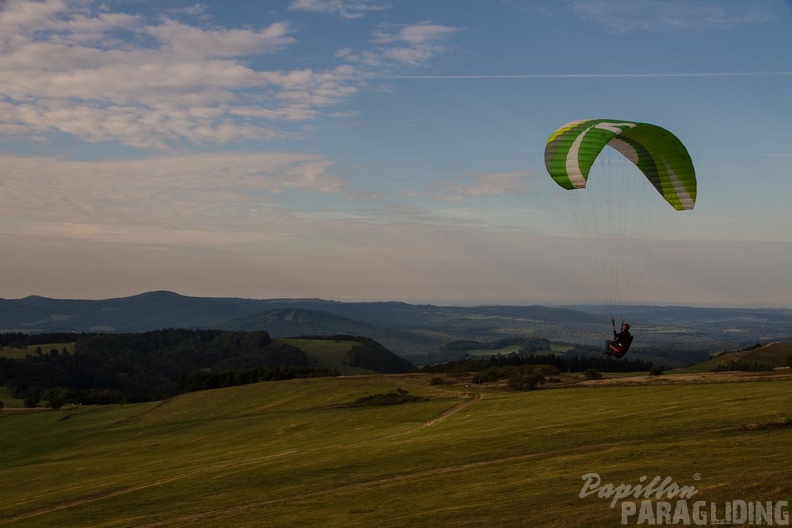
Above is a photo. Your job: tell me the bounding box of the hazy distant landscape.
[3,291,792,366]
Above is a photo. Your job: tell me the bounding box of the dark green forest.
[0,329,317,405]
[421,351,656,375]
[0,330,423,406]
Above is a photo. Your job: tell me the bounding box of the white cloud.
[0,2,463,148]
[289,0,390,19]
[0,0,72,32]
[0,0,356,148]
[166,4,210,18]
[339,22,461,67]
[374,23,461,66]
[145,19,294,58]
[372,23,459,46]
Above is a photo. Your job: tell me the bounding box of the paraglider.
[604,320,633,358]
[544,119,696,357]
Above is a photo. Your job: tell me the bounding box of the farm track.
[381,391,482,438]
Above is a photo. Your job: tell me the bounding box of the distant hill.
[0,291,608,336]
[212,308,381,338]
[0,291,267,332]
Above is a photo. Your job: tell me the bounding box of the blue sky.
[1,0,791,307]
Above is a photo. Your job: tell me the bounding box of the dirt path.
[382,391,482,438]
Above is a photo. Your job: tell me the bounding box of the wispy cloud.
[289,0,390,19]
[425,171,532,202]
[567,0,782,33]
[374,23,461,66]
[0,152,349,232]
[337,22,461,68]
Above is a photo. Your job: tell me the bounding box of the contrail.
[369,71,792,79]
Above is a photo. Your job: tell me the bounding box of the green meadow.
[275,337,371,374]
[460,342,573,357]
[1,374,791,527]
[0,343,76,359]
[680,343,792,374]
[0,387,24,408]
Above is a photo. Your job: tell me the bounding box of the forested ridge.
[0,329,422,407]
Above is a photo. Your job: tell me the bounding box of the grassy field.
[464,343,574,357]
[0,387,25,408]
[679,342,792,374]
[276,337,374,375]
[1,373,791,527]
[466,345,523,356]
[0,343,76,359]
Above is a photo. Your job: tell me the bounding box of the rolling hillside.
[716,341,792,366]
[682,342,792,373]
[1,374,790,527]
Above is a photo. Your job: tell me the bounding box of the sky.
[1,0,791,307]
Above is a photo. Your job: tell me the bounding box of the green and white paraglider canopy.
[544,119,696,211]
[543,119,697,320]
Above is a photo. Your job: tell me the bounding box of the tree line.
[179,366,339,393]
[421,351,656,374]
[0,331,89,348]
